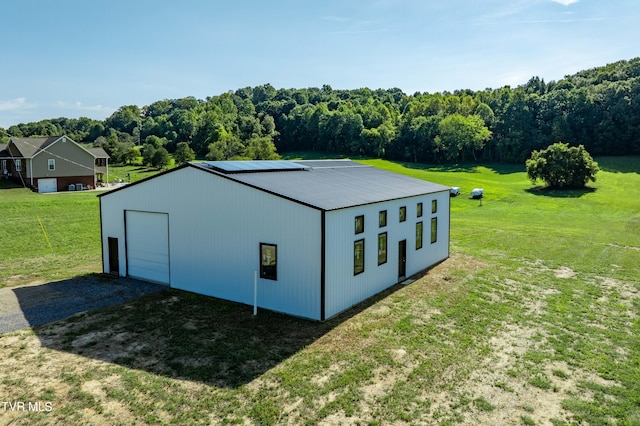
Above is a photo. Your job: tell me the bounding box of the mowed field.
[0,164,159,287]
[0,157,639,425]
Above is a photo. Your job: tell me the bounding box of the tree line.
[2,57,639,165]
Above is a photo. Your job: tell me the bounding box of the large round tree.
[526,142,599,189]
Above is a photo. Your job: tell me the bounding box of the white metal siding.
[125,211,170,284]
[324,192,450,319]
[100,167,322,320]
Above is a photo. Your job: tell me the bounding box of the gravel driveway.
[0,275,166,334]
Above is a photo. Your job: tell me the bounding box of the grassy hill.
[0,165,161,287]
[0,157,638,424]
[360,157,638,283]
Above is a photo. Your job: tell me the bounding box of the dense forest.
[2,58,640,164]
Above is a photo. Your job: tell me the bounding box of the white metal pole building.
[98,160,451,321]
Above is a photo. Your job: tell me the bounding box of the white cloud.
[321,15,349,22]
[513,17,606,24]
[0,97,35,112]
[551,0,579,6]
[475,0,540,24]
[56,101,114,113]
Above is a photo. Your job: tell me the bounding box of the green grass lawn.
[0,180,102,286]
[0,164,162,287]
[107,163,167,183]
[360,157,639,282]
[1,156,639,425]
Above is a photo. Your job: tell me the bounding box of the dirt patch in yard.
[439,261,637,426]
[554,266,577,278]
[0,253,635,425]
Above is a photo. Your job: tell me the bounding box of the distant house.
[99,160,451,321]
[0,135,110,192]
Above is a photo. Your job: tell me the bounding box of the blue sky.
[1,0,638,128]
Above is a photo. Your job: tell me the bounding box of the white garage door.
[38,178,57,193]
[125,211,170,284]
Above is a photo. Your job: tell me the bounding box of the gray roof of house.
[7,137,60,158]
[1,136,110,159]
[87,147,110,158]
[190,159,450,211]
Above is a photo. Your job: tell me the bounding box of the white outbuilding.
[98,160,450,320]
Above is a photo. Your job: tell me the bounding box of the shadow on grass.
[132,166,158,172]
[400,161,479,173]
[396,161,524,175]
[280,151,527,175]
[0,180,26,190]
[595,156,640,174]
[525,186,597,198]
[15,272,419,388]
[280,151,357,160]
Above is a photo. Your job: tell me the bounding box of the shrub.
[526,142,599,189]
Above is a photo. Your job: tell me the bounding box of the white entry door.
[125,211,170,284]
[38,178,57,193]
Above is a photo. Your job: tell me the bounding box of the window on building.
[15,159,22,172]
[399,206,406,222]
[379,210,387,228]
[48,159,55,171]
[416,222,423,250]
[432,199,437,214]
[378,232,387,265]
[354,239,365,275]
[417,202,423,217]
[355,215,364,234]
[260,243,277,280]
[1,160,6,172]
[431,218,438,244]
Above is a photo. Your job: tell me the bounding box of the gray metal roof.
[206,160,310,173]
[191,160,449,211]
